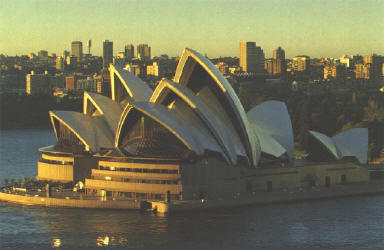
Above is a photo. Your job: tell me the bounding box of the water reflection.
[1,196,384,249]
[51,238,61,248]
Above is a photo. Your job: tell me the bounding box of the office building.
[63,50,70,59]
[264,59,274,74]
[273,46,285,60]
[26,71,64,95]
[56,56,65,71]
[339,55,352,68]
[71,41,83,62]
[292,55,310,72]
[77,77,98,92]
[103,40,113,68]
[324,64,346,80]
[354,55,383,82]
[239,41,265,73]
[137,44,151,61]
[273,47,286,75]
[124,44,134,61]
[38,50,48,58]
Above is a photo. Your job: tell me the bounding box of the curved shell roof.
[150,78,244,164]
[173,48,260,167]
[247,101,294,159]
[50,111,114,152]
[332,128,368,164]
[110,64,153,102]
[251,125,287,158]
[309,128,368,164]
[83,91,122,136]
[309,131,341,159]
[116,102,206,156]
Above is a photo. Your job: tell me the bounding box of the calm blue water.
[0,130,383,249]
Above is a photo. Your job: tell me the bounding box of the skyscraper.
[56,56,65,71]
[103,40,113,68]
[63,50,70,59]
[124,44,134,61]
[273,47,285,60]
[239,41,265,73]
[137,44,151,61]
[272,46,286,75]
[71,41,83,62]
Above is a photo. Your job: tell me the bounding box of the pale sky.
[0,0,383,58]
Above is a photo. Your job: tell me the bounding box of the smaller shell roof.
[50,111,114,152]
[309,131,341,160]
[309,128,368,164]
[251,125,287,158]
[83,91,122,135]
[247,101,294,159]
[110,65,153,102]
[333,128,368,164]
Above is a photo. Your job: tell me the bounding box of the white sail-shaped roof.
[173,48,260,167]
[309,131,341,159]
[247,101,294,159]
[332,128,368,164]
[150,78,244,164]
[50,111,114,152]
[116,102,206,156]
[309,128,368,164]
[109,64,152,103]
[168,100,225,157]
[83,91,122,135]
[251,125,287,158]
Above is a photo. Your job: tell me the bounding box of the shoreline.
[1,181,383,214]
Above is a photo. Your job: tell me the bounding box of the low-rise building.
[26,71,64,95]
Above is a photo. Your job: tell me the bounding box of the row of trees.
[0,93,82,129]
[2,177,73,190]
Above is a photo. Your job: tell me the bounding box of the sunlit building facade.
[124,44,134,61]
[71,41,83,62]
[137,44,151,61]
[239,41,265,73]
[292,55,310,72]
[103,40,113,68]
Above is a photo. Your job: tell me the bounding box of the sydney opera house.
[36,48,370,201]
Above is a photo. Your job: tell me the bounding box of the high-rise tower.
[103,40,113,68]
[125,44,134,61]
[137,44,151,61]
[272,46,286,75]
[71,41,83,62]
[239,41,265,73]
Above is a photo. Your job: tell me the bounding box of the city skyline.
[1,0,383,58]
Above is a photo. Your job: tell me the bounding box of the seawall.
[162,181,384,213]
[1,181,383,213]
[0,192,142,210]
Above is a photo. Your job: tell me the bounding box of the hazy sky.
[1,0,383,58]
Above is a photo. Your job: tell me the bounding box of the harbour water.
[0,130,383,249]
